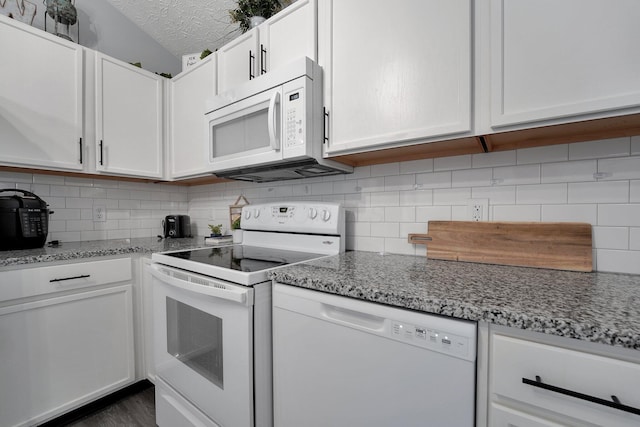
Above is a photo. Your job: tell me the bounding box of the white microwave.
[205,57,352,182]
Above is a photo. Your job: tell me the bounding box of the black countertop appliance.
[163,215,191,238]
[0,189,52,251]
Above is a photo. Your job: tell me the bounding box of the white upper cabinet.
[489,0,640,129]
[0,16,84,171]
[320,0,473,156]
[95,53,164,179]
[217,0,317,94]
[169,56,217,179]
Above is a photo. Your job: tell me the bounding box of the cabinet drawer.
[491,334,640,426]
[0,257,132,302]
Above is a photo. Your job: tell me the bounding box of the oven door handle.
[149,264,249,305]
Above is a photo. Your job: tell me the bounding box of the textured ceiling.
[105,0,242,57]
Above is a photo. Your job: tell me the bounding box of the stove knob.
[309,207,318,219]
[244,210,251,220]
[321,209,331,222]
[254,209,261,219]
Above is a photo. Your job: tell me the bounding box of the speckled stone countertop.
[269,251,640,350]
[0,237,205,267]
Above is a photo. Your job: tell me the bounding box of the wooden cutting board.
[408,221,593,272]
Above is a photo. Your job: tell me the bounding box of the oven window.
[166,297,224,389]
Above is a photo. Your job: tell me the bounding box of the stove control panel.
[241,202,344,235]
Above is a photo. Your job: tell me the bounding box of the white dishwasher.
[272,283,477,427]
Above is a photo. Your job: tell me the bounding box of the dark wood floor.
[65,386,156,427]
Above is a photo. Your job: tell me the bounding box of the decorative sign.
[229,195,249,230]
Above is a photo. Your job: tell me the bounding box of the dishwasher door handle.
[321,303,385,332]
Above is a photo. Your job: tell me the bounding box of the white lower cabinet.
[488,329,640,427]
[0,258,135,427]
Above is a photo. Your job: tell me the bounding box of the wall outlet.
[93,205,107,222]
[467,199,489,221]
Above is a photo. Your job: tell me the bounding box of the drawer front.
[491,334,640,426]
[0,257,132,302]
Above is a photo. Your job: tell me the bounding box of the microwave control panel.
[284,89,305,148]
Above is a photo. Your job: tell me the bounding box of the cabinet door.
[0,285,135,427]
[95,54,164,178]
[217,29,259,93]
[259,0,316,76]
[0,17,84,171]
[169,56,216,179]
[320,0,472,156]
[490,0,640,128]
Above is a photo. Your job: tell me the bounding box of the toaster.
[163,215,191,238]
[0,189,52,251]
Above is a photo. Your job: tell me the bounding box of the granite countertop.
[0,237,205,267]
[269,251,640,351]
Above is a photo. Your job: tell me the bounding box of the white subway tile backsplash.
[353,236,384,253]
[66,198,94,209]
[107,229,131,240]
[400,158,434,174]
[599,204,640,227]
[385,207,415,222]
[67,220,95,232]
[433,188,471,205]
[51,185,80,197]
[516,184,567,204]
[349,222,371,237]
[333,180,359,194]
[569,137,630,160]
[569,181,629,204]
[542,160,596,183]
[51,231,81,242]
[592,227,629,250]
[385,174,415,191]
[598,157,640,180]
[357,207,385,222]
[471,186,516,205]
[632,136,640,155]
[107,188,131,199]
[452,168,492,188]
[434,155,472,171]
[416,206,452,222]
[371,192,399,207]
[371,222,400,238]
[0,171,32,183]
[400,223,429,236]
[52,209,81,220]
[493,205,541,221]
[399,190,433,206]
[371,163,400,177]
[517,144,569,165]
[472,150,516,168]
[357,177,385,192]
[596,249,640,274]
[631,228,640,250]
[631,181,640,202]
[451,205,468,220]
[541,204,597,223]
[415,171,451,189]
[384,238,416,255]
[33,174,65,185]
[493,164,540,186]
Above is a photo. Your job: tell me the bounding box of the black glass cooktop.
[164,245,325,273]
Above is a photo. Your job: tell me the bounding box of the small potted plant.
[231,216,243,243]
[208,224,223,237]
[229,0,283,33]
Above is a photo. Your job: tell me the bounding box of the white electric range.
[149,201,344,427]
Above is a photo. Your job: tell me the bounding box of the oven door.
[207,85,283,173]
[150,263,255,427]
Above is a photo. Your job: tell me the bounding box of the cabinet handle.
[50,274,91,283]
[249,50,255,80]
[99,140,104,165]
[323,108,330,144]
[522,375,640,416]
[79,137,83,164]
[260,44,267,75]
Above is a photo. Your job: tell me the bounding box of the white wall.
[188,136,640,275]
[0,171,189,241]
[0,0,180,76]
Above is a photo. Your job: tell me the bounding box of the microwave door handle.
[149,264,249,305]
[267,91,281,150]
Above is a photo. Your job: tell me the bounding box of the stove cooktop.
[163,245,325,274]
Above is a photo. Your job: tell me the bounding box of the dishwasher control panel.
[391,321,470,357]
